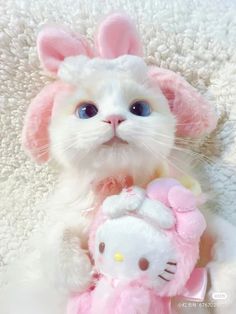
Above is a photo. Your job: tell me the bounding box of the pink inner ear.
[22,81,69,163]
[38,26,94,74]
[95,13,143,58]
[148,66,218,137]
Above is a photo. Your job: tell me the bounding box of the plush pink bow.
[166,268,207,314]
[181,267,208,302]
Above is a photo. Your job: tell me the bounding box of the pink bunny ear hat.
[22,13,217,163]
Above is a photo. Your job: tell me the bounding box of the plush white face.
[94,216,177,289]
[49,55,176,182]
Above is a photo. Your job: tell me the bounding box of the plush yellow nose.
[114,252,124,262]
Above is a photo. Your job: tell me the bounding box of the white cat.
[1,16,236,314]
[35,53,178,293]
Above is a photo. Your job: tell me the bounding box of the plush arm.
[102,186,146,218]
[102,185,175,229]
[138,198,175,229]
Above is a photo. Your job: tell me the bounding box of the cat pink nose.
[104,115,125,128]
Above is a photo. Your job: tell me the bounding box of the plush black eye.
[129,100,151,117]
[99,242,105,254]
[75,102,98,119]
[138,257,149,271]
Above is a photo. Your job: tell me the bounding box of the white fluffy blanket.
[0,0,236,288]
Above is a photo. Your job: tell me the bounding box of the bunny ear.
[37,25,94,75]
[22,81,70,163]
[95,13,142,58]
[148,67,218,137]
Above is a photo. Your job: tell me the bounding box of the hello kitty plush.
[67,178,207,314]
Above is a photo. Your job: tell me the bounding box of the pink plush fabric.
[147,178,206,242]
[148,67,217,137]
[67,281,173,314]
[95,13,143,58]
[38,25,94,74]
[67,272,207,314]
[106,283,172,314]
[146,178,179,207]
[23,13,218,162]
[22,81,70,163]
[67,291,92,314]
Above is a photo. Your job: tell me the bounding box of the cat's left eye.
[75,102,98,119]
[129,100,151,117]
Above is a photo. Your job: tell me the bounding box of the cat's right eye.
[75,102,98,119]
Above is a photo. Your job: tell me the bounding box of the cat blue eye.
[75,102,98,119]
[129,100,151,117]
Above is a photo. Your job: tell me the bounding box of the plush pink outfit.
[67,270,206,314]
[67,178,207,314]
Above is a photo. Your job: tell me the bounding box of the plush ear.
[168,186,206,241]
[168,185,197,212]
[22,81,69,163]
[148,67,218,137]
[146,178,181,207]
[37,25,94,74]
[95,13,142,58]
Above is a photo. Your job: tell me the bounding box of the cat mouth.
[103,136,128,146]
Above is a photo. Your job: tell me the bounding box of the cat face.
[94,216,177,289]
[49,56,176,181]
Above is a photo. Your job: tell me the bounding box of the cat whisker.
[141,142,191,178]
[172,147,215,165]
[131,130,215,165]
[133,123,217,145]
[34,127,110,160]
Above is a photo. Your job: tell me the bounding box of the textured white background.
[0,0,236,278]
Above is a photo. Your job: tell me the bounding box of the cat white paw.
[42,226,93,293]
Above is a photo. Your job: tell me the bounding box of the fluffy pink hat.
[22,13,217,163]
